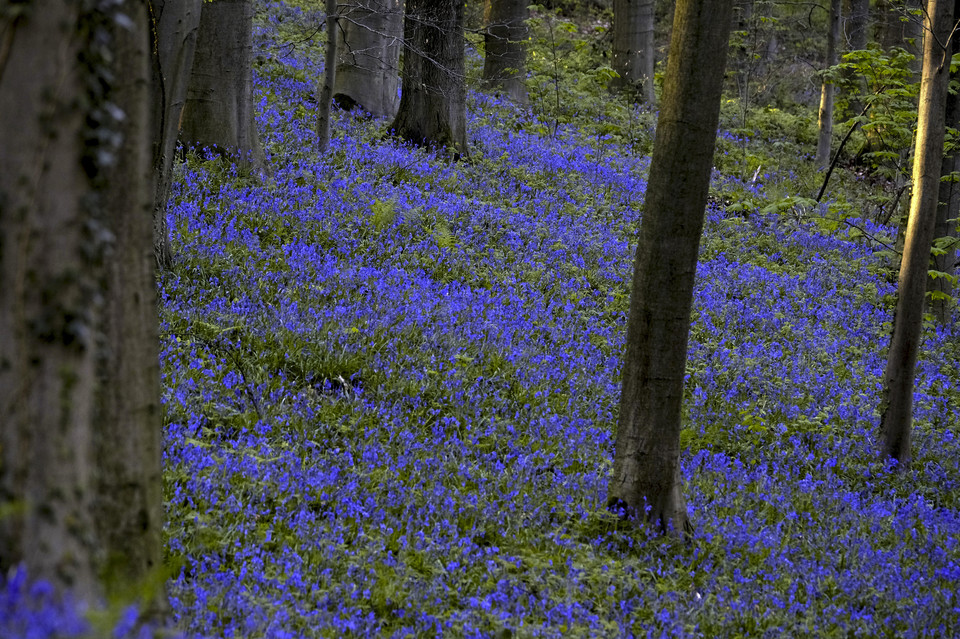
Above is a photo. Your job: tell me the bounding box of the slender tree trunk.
[95,0,168,618]
[150,0,202,268]
[390,0,468,156]
[334,0,403,117]
[880,0,954,467]
[482,0,529,105]
[1,0,159,608]
[611,0,656,104]
[317,0,338,152]
[180,0,264,170]
[817,0,842,169]
[607,0,735,536]
[929,1,960,324]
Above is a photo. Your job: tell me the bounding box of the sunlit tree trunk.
[334,0,403,117]
[150,0,202,268]
[880,0,954,467]
[390,0,468,156]
[482,0,529,105]
[0,0,162,613]
[180,0,264,169]
[607,0,735,536]
[817,0,842,169]
[611,0,656,104]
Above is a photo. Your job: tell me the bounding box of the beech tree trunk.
[928,9,960,325]
[482,0,529,105]
[334,0,403,117]
[611,0,656,104]
[317,0,339,151]
[96,0,168,616]
[0,0,162,612]
[389,0,468,156]
[880,0,954,467]
[180,0,264,169]
[607,0,735,536]
[150,0,202,268]
[817,0,841,169]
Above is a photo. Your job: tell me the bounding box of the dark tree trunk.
[0,0,160,609]
[149,0,202,268]
[607,0,735,536]
[817,0,841,169]
[317,0,339,151]
[880,0,954,467]
[482,0,529,105]
[334,0,403,117]
[928,7,960,325]
[611,0,656,104]
[180,0,264,169]
[842,0,870,118]
[0,0,101,601]
[845,0,870,49]
[96,0,168,618]
[389,0,468,156]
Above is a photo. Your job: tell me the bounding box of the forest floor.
[6,0,960,636]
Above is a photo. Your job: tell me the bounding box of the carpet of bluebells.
[4,0,960,636]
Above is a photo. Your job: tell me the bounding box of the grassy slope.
[4,0,960,636]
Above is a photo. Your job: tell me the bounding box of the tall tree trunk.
[817,0,842,169]
[928,3,960,324]
[180,0,264,170]
[0,0,102,601]
[390,0,468,156]
[482,0,529,105]
[150,0,202,268]
[879,0,954,467]
[1,0,160,608]
[843,0,871,118]
[317,0,338,152]
[611,0,656,104]
[607,0,735,536]
[334,0,403,117]
[96,0,168,618]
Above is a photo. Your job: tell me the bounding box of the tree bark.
[879,0,954,467]
[0,0,160,608]
[317,0,339,151]
[482,0,529,105]
[150,0,202,268]
[817,0,842,169]
[96,0,168,617]
[180,0,264,170]
[611,0,656,104]
[607,0,735,536]
[389,0,469,157]
[0,0,101,601]
[334,0,403,117]
[928,4,960,325]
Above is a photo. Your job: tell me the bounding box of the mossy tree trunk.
[611,0,656,104]
[180,0,264,169]
[317,0,339,152]
[0,0,164,615]
[482,0,529,105]
[334,0,403,117]
[607,0,735,536]
[880,0,955,467]
[390,0,468,157]
[150,0,202,268]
